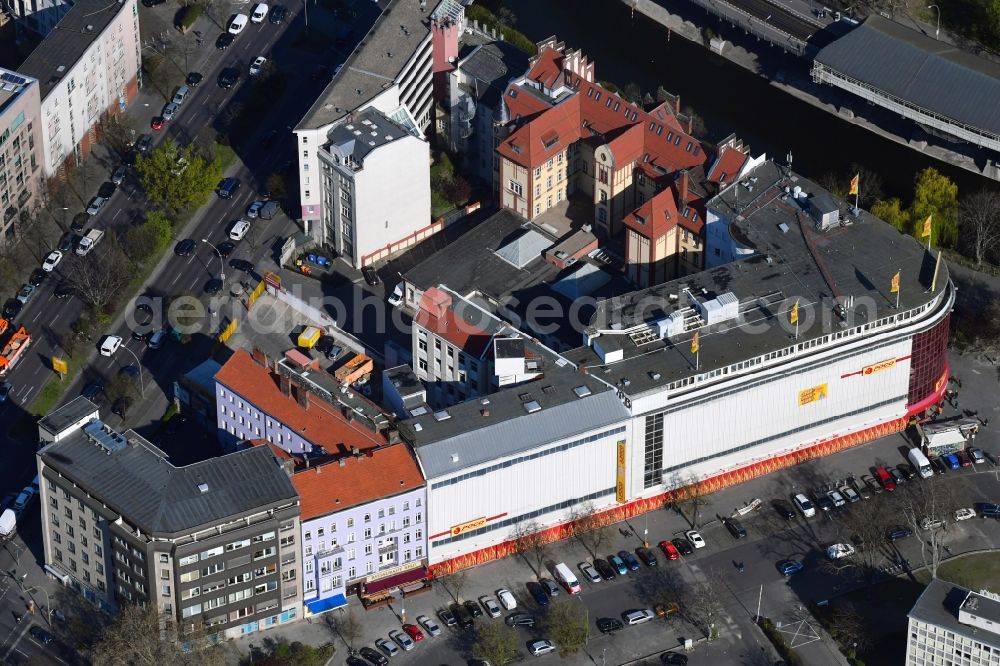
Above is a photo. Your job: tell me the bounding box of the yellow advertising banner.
[450,517,487,537]
[798,384,828,406]
[52,357,68,374]
[862,358,896,376]
[616,440,627,503]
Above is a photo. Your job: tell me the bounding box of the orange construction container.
[0,327,31,376]
[334,353,373,385]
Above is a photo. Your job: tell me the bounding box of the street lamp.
[119,344,144,395]
[927,4,940,39]
[201,238,226,283]
[23,586,52,625]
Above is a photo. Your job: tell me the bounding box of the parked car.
[269,4,286,22]
[28,269,47,287]
[464,599,484,619]
[596,617,624,634]
[969,448,986,464]
[955,507,977,521]
[889,467,907,485]
[977,503,1000,519]
[172,85,189,105]
[526,581,549,607]
[175,239,196,256]
[362,265,380,286]
[136,134,153,153]
[374,637,398,657]
[863,474,884,494]
[944,454,961,470]
[41,250,62,272]
[657,540,679,561]
[593,558,616,580]
[85,196,107,215]
[150,116,164,131]
[875,467,897,491]
[636,546,659,566]
[724,517,747,539]
[622,609,656,625]
[826,489,846,507]
[579,562,601,583]
[3,299,22,319]
[246,200,264,218]
[608,554,628,575]
[99,335,123,357]
[162,102,179,121]
[389,628,415,650]
[931,456,947,474]
[619,550,641,571]
[897,463,916,481]
[451,602,474,628]
[497,588,517,610]
[29,626,53,645]
[437,607,457,628]
[528,639,556,656]
[956,450,973,467]
[920,517,946,531]
[505,612,536,627]
[778,559,804,576]
[186,71,204,86]
[0,382,12,403]
[847,475,870,499]
[886,525,914,541]
[685,530,706,548]
[773,499,796,519]
[827,543,856,560]
[401,623,423,642]
[672,537,693,555]
[218,67,240,89]
[815,494,835,512]
[216,32,235,50]
[479,596,501,618]
[249,56,267,76]
[358,646,387,665]
[839,484,861,503]
[661,653,689,665]
[792,493,816,517]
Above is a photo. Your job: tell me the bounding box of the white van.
[230,219,250,240]
[228,13,248,34]
[251,3,268,22]
[908,448,934,479]
[553,562,581,594]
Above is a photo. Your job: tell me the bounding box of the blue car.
[608,554,628,575]
[945,454,961,470]
[778,559,804,576]
[526,581,549,607]
[618,550,641,571]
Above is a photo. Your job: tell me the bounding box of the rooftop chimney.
[678,171,690,204]
[675,95,681,115]
[351,446,360,457]
[339,458,346,467]
[294,384,309,409]
[279,376,292,397]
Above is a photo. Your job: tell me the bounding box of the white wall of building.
[36,0,140,175]
[425,422,630,564]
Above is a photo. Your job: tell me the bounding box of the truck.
[0,326,31,377]
[908,447,934,479]
[334,352,373,385]
[554,562,581,594]
[297,326,321,349]
[76,228,104,256]
[0,509,15,541]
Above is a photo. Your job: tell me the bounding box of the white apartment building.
[5,0,71,38]
[316,108,430,267]
[18,0,141,176]
[906,579,1000,666]
[294,0,463,238]
[0,68,43,242]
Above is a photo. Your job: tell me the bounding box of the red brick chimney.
[677,171,690,205]
[675,95,681,115]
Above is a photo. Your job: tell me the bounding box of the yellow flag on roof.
[691,332,699,355]
[849,173,859,196]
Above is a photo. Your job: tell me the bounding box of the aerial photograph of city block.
[0,0,998,663]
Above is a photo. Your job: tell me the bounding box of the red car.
[956,450,972,467]
[658,540,680,560]
[875,466,896,492]
[402,623,424,641]
[150,116,164,130]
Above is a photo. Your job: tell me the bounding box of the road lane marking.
[113,209,122,220]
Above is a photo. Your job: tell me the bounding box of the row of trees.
[821,164,1000,267]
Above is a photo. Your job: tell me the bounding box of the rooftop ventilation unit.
[523,400,541,413]
[433,410,451,421]
[573,385,592,398]
[198,483,209,493]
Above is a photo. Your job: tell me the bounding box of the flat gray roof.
[41,425,298,537]
[457,40,529,109]
[297,0,455,130]
[909,579,1000,645]
[401,371,628,479]
[564,159,947,399]
[404,208,561,300]
[324,108,412,166]
[38,396,98,437]
[815,15,1000,134]
[19,0,130,100]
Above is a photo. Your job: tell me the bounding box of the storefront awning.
[363,566,427,595]
[305,593,347,615]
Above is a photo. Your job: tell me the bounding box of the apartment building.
[292,443,427,614]
[5,0,70,38]
[906,579,1000,665]
[316,107,431,267]
[294,0,463,232]
[496,39,711,239]
[214,348,390,458]
[18,0,141,176]
[36,397,303,640]
[0,68,42,243]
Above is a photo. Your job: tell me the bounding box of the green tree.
[136,140,223,211]
[471,622,519,665]
[542,600,589,654]
[124,211,173,262]
[911,167,959,248]
[871,197,910,234]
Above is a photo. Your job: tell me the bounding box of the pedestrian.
[738,562,745,573]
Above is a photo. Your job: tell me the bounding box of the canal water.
[497,0,996,200]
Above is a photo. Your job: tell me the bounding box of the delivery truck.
[76,228,104,256]
[908,448,934,479]
[554,562,581,594]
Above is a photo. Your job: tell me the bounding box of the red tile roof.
[291,444,424,521]
[527,47,564,89]
[216,349,387,456]
[624,188,680,239]
[415,288,494,358]
[498,95,581,166]
[707,146,749,185]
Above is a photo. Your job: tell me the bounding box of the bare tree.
[959,189,1000,266]
[683,567,726,639]
[327,608,362,653]
[895,475,965,578]
[671,474,711,529]
[826,605,870,658]
[440,570,468,603]
[89,602,231,666]
[570,501,611,558]
[838,496,894,576]
[65,239,133,313]
[508,520,548,579]
[20,210,61,263]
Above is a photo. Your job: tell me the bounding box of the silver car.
[389,629,414,651]
[86,196,107,215]
[416,614,441,637]
[826,489,846,507]
[374,638,398,657]
[162,102,179,121]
